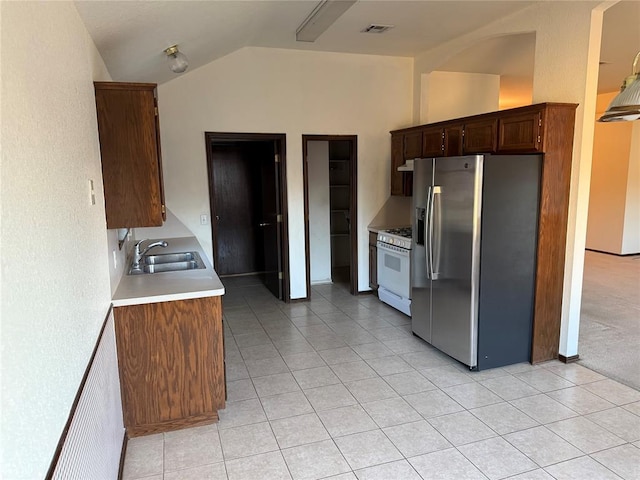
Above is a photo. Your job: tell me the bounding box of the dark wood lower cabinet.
[369,231,378,290]
[114,296,225,437]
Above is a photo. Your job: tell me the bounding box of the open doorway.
[303,135,358,297]
[205,132,290,302]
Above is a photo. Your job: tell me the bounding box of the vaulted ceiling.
[75,1,639,98]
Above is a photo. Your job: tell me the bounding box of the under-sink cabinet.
[114,296,225,437]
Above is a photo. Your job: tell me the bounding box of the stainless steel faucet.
[131,239,168,269]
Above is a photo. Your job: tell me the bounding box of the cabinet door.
[369,244,378,289]
[95,82,165,229]
[114,297,225,436]
[391,133,405,196]
[444,125,464,156]
[403,131,423,159]
[422,127,444,157]
[463,119,497,153]
[498,110,542,152]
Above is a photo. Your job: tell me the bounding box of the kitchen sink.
[128,251,206,275]
[143,252,201,265]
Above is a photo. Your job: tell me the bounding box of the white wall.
[622,123,640,254]
[586,91,638,255]
[307,141,332,284]
[586,120,631,253]
[0,2,116,478]
[420,71,500,123]
[156,47,413,297]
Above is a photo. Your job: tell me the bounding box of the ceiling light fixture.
[599,51,640,122]
[164,44,189,74]
[296,0,357,43]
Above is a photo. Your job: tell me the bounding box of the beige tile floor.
[123,276,640,480]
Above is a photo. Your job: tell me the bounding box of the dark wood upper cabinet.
[463,119,497,153]
[389,103,578,365]
[94,82,166,229]
[403,131,423,159]
[422,127,444,157]
[444,125,463,156]
[497,110,543,152]
[390,133,405,196]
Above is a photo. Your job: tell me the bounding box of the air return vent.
[361,24,394,34]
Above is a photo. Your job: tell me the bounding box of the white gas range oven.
[377,227,412,316]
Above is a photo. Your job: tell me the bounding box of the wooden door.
[259,142,283,299]
[210,143,262,275]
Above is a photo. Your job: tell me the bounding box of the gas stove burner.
[377,226,413,250]
[384,227,412,238]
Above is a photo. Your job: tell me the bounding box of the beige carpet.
[579,250,640,390]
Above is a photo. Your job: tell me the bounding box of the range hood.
[397,159,414,171]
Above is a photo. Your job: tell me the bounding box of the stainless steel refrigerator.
[411,154,541,370]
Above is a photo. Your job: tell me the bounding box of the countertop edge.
[112,287,225,307]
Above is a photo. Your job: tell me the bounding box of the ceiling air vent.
[361,24,394,34]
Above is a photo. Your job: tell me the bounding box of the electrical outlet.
[200,214,209,225]
[89,179,96,205]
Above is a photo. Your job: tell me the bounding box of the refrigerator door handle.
[427,185,436,280]
[432,186,442,280]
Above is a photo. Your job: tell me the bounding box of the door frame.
[302,135,358,296]
[205,132,290,302]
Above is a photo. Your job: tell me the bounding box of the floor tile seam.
[476,377,544,401]
[221,443,282,462]
[545,415,630,449]
[505,392,582,422]
[513,379,580,395]
[466,403,541,433]
[539,453,625,479]
[454,440,541,479]
[314,406,379,439]
[586,452,638,480]
[499,424,586,468]
[162,459,226,475]
[586,419,640,446]
[539,367,608,386]
[425,407,502,445]
[597,389,640,407]
[351,457,424,479]
[260,417,298,479]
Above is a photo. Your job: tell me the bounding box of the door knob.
[259,222,271,227]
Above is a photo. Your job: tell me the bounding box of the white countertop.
[112,236,225,307]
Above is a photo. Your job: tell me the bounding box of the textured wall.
[307,141,332,284]
[0,2,115,478]
[156,47,413,297]
[420,71,500,124]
